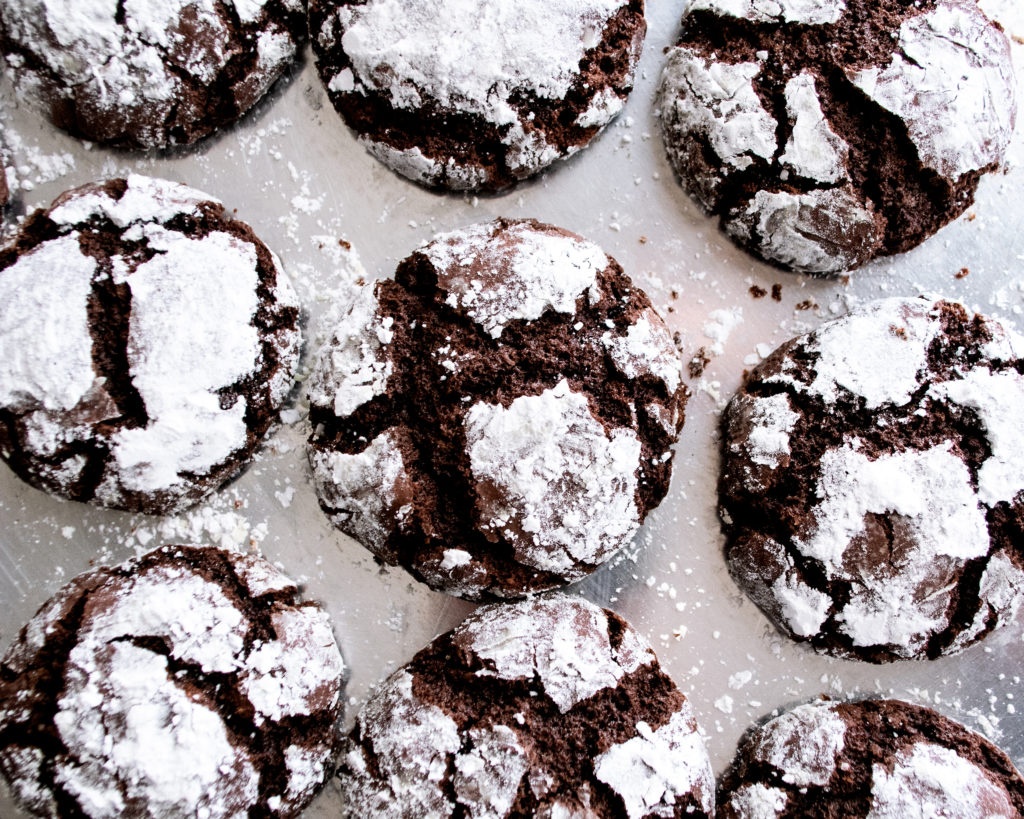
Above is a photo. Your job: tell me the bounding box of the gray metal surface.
[2,2,1024,814]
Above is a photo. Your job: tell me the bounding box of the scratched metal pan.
[2,1,1024,815]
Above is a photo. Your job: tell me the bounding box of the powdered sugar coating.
[0,545,346,818]
[685,0,845,24]
[751,703,846,787]
[313,0,644,189]
[603,310,682,394]
[309,430,414,554]
[725,188,881,275]
[455,595,654,713]
[725,784,788,818]
[306,285,394,419]
[656,48,776,209]
[338,596,714,818]
[721,297,1024,661]
[341,670,461,818]
[0,0,305,148]
[425,220,608,339]
[780,73,849,184]
[849,2,1016,180]
[465,380,641,576]
[0,234,97,413]
[868,742,1017,818]
[0,175,301,515]
[593,708,715,818]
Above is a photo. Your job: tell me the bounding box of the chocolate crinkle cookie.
[720,296,1024,662]
[0,0,306,149]
[719,699,1024,818]
[307,218,686,599]
[656,0,1016,275]
[338,595,715,818]
[0,175,301,515]
[309,0,646,191]
[0,544,347,819]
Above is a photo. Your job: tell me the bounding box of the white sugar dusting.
[456,596,654,713]
[867,742,1017,818]
[0,234,98,413]
[850,1,1016,179]
[341,670,461,817]
[799,297,941,408]
[3,548,344,818]
[464,380,641,575]
[307,283,394,419]
[453,726,529,818]
[603,310,683,394]
[657,48,776,207]
[780,72,849,184]
[310,429,411,553]
[727,783,788,817]
[100,228,261,499]
[426,220,608,339]
[685,0,845,25]
[752,702,846,787]
[727,188,878,275]
[593,708,715,819]
[931,368,1024,506]
[743,394,799,469]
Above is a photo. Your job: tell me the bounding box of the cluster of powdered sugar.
[656,48,776,208]
[307,284,395,419]
[341,670,461,817]
[0,174,300,511]
[0,547,345,818]
[868,742,1017,818]
[309,430,412,554]
[2,0,301,147]
[751,702,847,787]
[592,708,714,819]
[455,596,654,713]
[425,221,608,339]
[602,309,683,394]
[726,188,879,274]
[686,0,845,24]
[780,72,849,184]
[734,298,1024,655]
[464,380,642,576]
[849,1,1016,180]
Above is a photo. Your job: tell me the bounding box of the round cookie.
[0,175,302,515]
[0,544,347,819]
[0,0,306,149]
[719,296,1024,663]
[309,0,646,191]
[307,218,686,599]
[718,699,1024,818]
[338,595,715,818]
[655,0,1016,275]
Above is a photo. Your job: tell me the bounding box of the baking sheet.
[2,1,1024,814]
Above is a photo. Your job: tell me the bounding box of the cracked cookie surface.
[0,175,301,515]
[656,0,1016,274]
[307,218,687,600]
[720,296,1024,662]
[338,595,714,818]
[719,699,1024,818]
[309,0,646,191]
[0,0,306,149]
[0,544,347,819]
